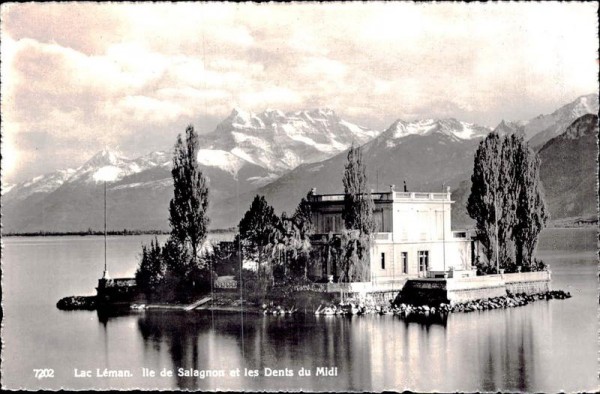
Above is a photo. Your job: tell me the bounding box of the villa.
[307,185,477,285]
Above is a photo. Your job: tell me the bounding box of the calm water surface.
[2,229,597,391]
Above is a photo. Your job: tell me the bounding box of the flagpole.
[442,184,446,274]
[102,180,109,279]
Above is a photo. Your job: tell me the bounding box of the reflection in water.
[134,311,380,390]
[138,312,216,389]
[131,299,565,391]
[2,230,596,391]
[121,301,560,391]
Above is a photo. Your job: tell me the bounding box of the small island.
[59,125,569,316]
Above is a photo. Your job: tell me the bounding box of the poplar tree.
[340,144,374,282]
[468,132,547,271]
[342,144,375,234]
[513,141,548,268]
[169,125,210,264]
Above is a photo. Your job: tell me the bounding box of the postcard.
[1,2,598,392]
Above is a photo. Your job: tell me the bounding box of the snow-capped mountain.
[208,116,491,228]
[3,105,376,212]
[3,149,170,204]
[69,149,171,184]
[3,168,76,203]
[518,93,598,147]
[201,108,379,173]
[386,118,491,142]
[1,146,273,233]
[381,118,491,147]
[3,97,596,233]
[2,107,377,232]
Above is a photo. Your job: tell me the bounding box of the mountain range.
[2,109,377,232]
[2,94,598,233]
[209,118,491,228]
[492,93,598,148]
[200,108,379,174]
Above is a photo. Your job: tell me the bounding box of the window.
[324,215,335,233]
[323,214,342,233]
[381,252,386,270]
[401,252,408,274]
[418,250,429,272]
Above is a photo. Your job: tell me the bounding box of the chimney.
[390,184,395,192]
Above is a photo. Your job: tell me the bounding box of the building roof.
[308,190,453,204]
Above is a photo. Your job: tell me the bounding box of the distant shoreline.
[2,228,236,237]
[2,221,595,237]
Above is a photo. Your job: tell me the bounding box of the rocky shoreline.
[388,290,572,316]
[56,295,97,310]
[306,290,572,317]
[57,290,572,316]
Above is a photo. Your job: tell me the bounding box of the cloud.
[1,2,597,183]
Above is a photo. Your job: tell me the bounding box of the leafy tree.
[266,213,289,283]
[169,125,210,264]
[205,241,239,277]
[291,192,315,280]
[265,194,315,285]
[238,195,280,285]
[513,141,549,268]
[161,238,187,279]
[467,133,548,271]
[338,230,371,282]
[135,238,166,297]
[342,144,375,234]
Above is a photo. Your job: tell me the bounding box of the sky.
[1,2,598,184]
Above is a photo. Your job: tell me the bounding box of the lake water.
[2,229,597,391]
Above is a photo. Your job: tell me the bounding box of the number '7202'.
[33,369,54,379]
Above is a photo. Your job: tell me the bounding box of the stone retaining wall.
[399,271,551,305]
[446,275,506,303]
[504,271,552,294]
[447,286,507,303]
[289,272,551,307]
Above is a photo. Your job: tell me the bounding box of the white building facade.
[308,186,475,282]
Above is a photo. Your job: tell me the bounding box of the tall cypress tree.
[169,125,210,264]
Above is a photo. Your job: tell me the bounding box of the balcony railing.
[311,191,451,203]
[394,192,450,201]
[319,194,344,201]
[311,193,392,202]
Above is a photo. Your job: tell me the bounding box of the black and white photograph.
[1,2,598,391]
